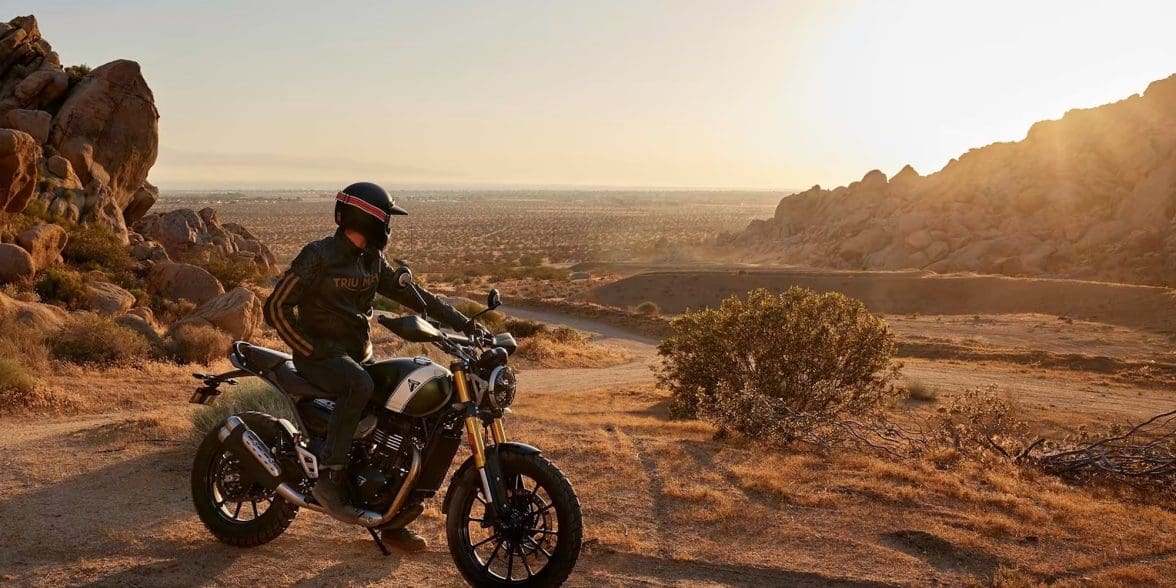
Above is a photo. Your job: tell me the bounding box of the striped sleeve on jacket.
[263,246,319,358]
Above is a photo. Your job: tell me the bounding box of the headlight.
[488,366,517,409]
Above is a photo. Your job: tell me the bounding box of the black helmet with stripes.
[334,182,408,250]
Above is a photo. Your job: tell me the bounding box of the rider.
[263,181,479,551]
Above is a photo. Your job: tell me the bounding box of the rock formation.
[0,15,158,242]
[134,207,278,274]
[732,73,1176,286]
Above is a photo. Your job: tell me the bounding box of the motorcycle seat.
[270,361,334,399]
[237,343,292,373]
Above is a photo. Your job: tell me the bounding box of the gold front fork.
[453,370,487,467]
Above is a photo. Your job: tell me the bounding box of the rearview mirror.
[487,288,501,310]
[394,266,413,288]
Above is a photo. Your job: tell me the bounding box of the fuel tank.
[365,356,454,417]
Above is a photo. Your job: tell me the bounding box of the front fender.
[441,442,541,514]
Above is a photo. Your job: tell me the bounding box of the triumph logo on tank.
[408,379,422,392]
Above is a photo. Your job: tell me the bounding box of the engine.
[349,412,419,510]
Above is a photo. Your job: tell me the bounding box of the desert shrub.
[0,315,52,371]
[190,380,295,442]
[504,317,546,338]
[450,299,506,332]
[516,329,630,368]
[1,281,39,303]
[933,388,1029,458]
[51,313,151,367]
[656,287,899,445]
[154,297,197,326]
[636,301,660,316]
[906,380,938,402]
[166,324,231,365]
[62,223,131,273]
[185,254,259,290]
[0,357,36,395]
[35,267,87,309]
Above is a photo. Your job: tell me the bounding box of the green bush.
[51,313,151,367]
[504,317,546,338]
[35,267,87,309]
[0,357,36,395]
[62,223,131,273]
[636,301,660,316]
[166,324,231,365]
[190,380,295,442]
[656,287,899,445]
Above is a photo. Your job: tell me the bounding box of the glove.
[463,320,491,342]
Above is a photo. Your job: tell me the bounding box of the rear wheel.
[191,412,299,547]
[446,452,582,586]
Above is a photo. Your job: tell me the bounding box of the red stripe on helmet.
[336,192,390,222]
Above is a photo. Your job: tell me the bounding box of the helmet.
[334,182,408,250]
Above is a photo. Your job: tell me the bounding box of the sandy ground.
[2,297,1175,586]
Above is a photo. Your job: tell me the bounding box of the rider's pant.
[293,353,373,469]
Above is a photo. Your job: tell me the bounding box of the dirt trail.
[3,307,1173,586]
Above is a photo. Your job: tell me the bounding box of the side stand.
[367,527,390,557]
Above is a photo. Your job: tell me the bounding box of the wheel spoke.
[471,534,498,549]
[506,543,515,581]
[232,502,242,519]
[483,540,503,571]
[524,536,553,559]
[527,528,559,536]
[521,550,535,578]
[251,500,259,519]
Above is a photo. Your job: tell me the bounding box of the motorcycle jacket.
[263,229,469,361]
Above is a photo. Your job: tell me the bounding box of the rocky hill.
[0,14,276,360]
[730,74,1176,286]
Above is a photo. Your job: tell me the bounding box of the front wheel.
[446,452,582,586]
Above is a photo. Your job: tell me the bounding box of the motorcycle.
[188,265,582,586]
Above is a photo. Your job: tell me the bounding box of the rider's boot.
[313,466,378,524]
[381,527,428,552]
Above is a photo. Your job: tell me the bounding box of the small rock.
[4,109,52,144]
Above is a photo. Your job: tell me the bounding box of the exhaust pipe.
[218,415,284,490]
[218,415,423,527]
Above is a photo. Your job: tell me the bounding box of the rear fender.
[442,442,541,514]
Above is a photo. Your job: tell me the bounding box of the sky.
[14,0,1176,190]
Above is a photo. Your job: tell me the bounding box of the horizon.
[21,1,1176,191]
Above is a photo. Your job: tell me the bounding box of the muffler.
[218,415,284,490]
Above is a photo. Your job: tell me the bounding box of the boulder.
[147,262,224,305]
[172,286,263,340]
[4,108,50,143]
[122,181,158,225]
[14,223,66,269]
[135,208,276,275]
[0,289,66,333]
[49,59,159,211]
[84,280,135,315]
[0,242,34,283]
[0,128,39,212]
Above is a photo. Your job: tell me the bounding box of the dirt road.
[2,308,1173,586]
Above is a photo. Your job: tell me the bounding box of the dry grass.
[515,328,632,368]
[51,313,152,367]
[166,324,232,365]
[504,384,1176,585]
